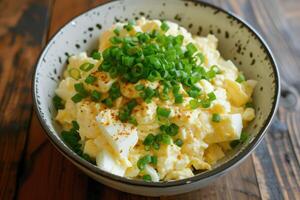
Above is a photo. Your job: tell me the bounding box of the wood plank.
[18,133,88,200]
[0,0,52,199]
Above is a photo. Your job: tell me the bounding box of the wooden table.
[1,0,299,199]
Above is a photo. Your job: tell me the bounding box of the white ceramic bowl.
[33,0,280,196]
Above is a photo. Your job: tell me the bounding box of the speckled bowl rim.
[32,0,280,188]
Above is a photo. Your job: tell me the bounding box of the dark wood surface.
[0,0,299,199]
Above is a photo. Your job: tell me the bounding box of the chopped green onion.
[187,86,201,98]
[236,74,245,83]
[135,84,145,91]
[161,133,172,144]
[172,84,180,94]
[168,123,179,136]
[53,95,64,110]
[142,174,152,182]
[156,107,171,118]
[160,123,179,136]
[141,87,156,103]
[152,142,160,150]
[61,130,81,153]
[81,153,95,164]
[174,139,183,147]
[206,69,216,79]
[122,56,135,67]
[211,65,221,74]
[148,70,161,82]
[208,92,216,101]
[68,68,81,80]
[102,98,113,107]
[155,134,163,143]
[61,123,96,164]
[100,61,112,72]
[91,90,101,101]
[189,99,200,109]
[230,131,248,148]
[174,94,183,104]
[128,116,138,125]
[245,102,254,108]
[151,155,158,165]
[110,36,123,44]
[91,50,101,60]
[74,83,88,97]
[95,28,229,104]
[196,53,205,64]
[161,21,170,32]
[124,20,135,31]
[85,75,97,84]
[118,99,137,122]
[186,43,198,56]
[72,121,80,130]
[71,93,83,103]
[131,63,144,77]
[113,27,121,36]
[137,155,152,170]
[212,113,221,122]
[109,82,121,100]
[79,63,94,72]
[74,83,84,93]
[144,145,151,151]
[174,35,184,45]
[143,134,155,146]
[240,131,249,143]
[201,99,211,108]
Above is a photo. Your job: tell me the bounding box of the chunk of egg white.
[55,77,77,101]
[92,71,116,93]
[96,149,126,176]
[144,165,160,182]
[204,114,243,144]
[96,109,138,158]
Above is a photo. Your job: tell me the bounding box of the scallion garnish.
[161,21,170,32]
[68,68,81,80]
[142,174,152,181]
[207,92,216,101]
[230,131,248,148]
[53,95,65,110]
[71,93,83,103]
[151,155,158,165]
[85,75,97,84]
[118,99,137,123]
[174,139,183,147]
[156,107,171,118]
[137,155,152,170]
[91,50,101,60]
[90,90,101,101]
[79,63,94,72]
[174,94,183,104]
[212,113,221,122]
[143,134,155,146]
[135,84,145,91]
[113,27,121,36]
[236,74,245,83]
[245,102,254,108]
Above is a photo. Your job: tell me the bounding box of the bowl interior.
[33,0,279,185]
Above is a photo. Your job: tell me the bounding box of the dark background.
[0,0,299,199]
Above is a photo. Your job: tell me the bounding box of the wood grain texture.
[0,0,52,199]
[0,0,298,199]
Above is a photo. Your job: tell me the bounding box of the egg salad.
[53,18,256,182]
